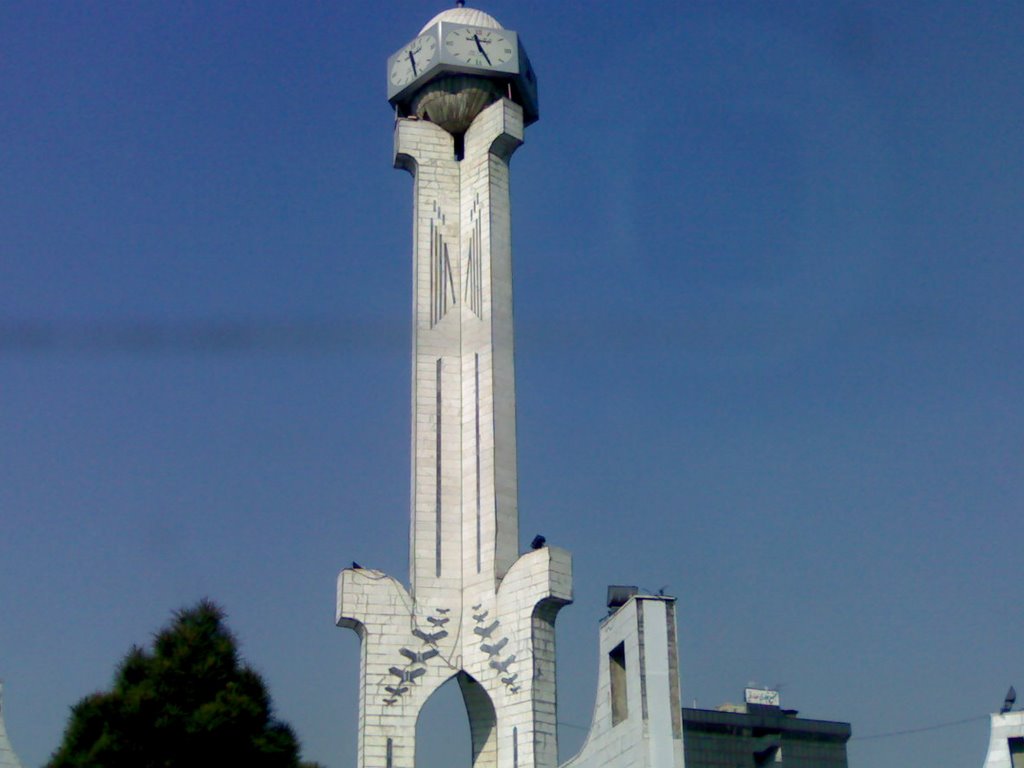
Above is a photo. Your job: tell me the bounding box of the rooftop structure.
[681,690,851,768]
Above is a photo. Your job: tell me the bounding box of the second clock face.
[444,27,514,69]
[390,33,438,87]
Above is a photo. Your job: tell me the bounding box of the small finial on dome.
[455,0,466,7]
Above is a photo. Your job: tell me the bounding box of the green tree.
[48,600,323,768]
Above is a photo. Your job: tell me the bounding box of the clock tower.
[337,5,572,768]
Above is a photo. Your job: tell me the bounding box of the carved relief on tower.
[463,193,484,318]
[429,200,456,327]
[379,605,454,707]
[470,600,522,695]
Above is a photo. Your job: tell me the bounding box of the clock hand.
[472,34,492,65]
[407,50,418,76]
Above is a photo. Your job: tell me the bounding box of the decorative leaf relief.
[470,604,520,695]
[378,607,451,705]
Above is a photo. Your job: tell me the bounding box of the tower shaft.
[338,100,572,768]
[401,99,522,599]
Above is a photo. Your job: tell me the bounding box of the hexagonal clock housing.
[387,20,538,126]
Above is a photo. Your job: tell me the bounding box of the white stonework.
[0,684,26,768]
[560,597,685,768]
[337,97,573,768]
[982,710,1024,768]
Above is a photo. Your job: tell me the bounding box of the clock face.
[444,27,514,68]
[390,33,438,87]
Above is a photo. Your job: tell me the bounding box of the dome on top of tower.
[419,5,504,34]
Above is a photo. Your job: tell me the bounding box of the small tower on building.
[983,686,1024,768]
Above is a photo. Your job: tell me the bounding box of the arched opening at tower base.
[416,672,498,768]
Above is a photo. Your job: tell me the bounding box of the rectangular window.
[1010,737,1024,768]
[610,642,628,726]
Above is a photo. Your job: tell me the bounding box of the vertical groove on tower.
[435,357,443,578]
[475,351,482,574]
[431,218,438,325]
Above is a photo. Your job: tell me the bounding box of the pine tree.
[48,600,322,768]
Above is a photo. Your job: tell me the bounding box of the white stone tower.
[337,6,571,768]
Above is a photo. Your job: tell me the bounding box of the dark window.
[610,642,628,726]
[1010,737,1024,768]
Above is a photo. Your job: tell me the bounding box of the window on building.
[754,744,782,765]
[1009,736,1024,768]
[610,642,628,726]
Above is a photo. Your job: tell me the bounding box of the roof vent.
[607,585,639,610]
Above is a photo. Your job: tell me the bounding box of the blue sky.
[1,2,1022,767]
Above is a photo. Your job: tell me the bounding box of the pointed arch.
[416,671,498,768]
[458,671,498,767]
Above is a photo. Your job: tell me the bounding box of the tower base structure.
[337,545,571,768]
